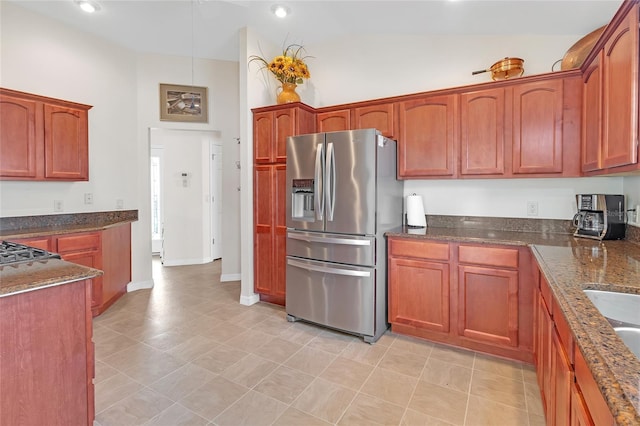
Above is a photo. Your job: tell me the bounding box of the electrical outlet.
[526,201,538,217]
[116,199,124,209]
[84,193,93,205]
[54,200,64,212]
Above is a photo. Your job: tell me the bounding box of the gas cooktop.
[0,241,61,266]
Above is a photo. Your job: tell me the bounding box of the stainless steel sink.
[584,289,640,359]
[583,289,640,327]
[614,327,640,359]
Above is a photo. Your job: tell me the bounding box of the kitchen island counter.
[386,226,640,425]
[0,258,102,297]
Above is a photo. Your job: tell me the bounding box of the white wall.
[624,176,640,227]
[405,177,624,220]
[303,34,589,107]
[1,3,243,291]
[0,2,149,285]
[137,54,241,280]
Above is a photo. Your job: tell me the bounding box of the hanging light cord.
[190,0,195,108]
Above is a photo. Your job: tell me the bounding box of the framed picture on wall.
[159,83,208,123]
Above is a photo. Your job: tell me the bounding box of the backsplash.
[420,214,640,245]
[424,215,574,234]
[0,210,138,234]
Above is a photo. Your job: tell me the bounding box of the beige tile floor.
[93,258,546,426]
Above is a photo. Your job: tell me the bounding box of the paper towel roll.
[406,194,426,227]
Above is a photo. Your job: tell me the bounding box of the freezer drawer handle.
[288,258,371,277]
[287,233,371,246]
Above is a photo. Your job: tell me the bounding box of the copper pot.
[472,57,525,81]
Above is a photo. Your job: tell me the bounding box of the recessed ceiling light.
[75,0,101,13]
[271,4,290,18]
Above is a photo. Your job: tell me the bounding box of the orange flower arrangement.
[249,43,311,84]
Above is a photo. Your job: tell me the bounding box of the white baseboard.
[162,257,213,267]
[239,293,260,306]
[221,273,241,282]
[127,279,154,292]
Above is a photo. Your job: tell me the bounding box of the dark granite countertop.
[0,258,103,298]
[386,226,640,425]
[0,210,138,239]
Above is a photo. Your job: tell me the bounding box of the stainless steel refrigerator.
[285,128,403,343]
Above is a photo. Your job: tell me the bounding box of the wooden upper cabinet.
[582,51,603,172]
[316,109,350,133]
[397,94,457,178]
[0,94,38,178]
[44,104,89,180]
[601,3,639,169]
[0,88,91,181]
[512,79,564,174]
[253,111,275,163]
[460,87,505,175]
[274,109,295,162]
[253,105,316,164]
[352,103,395,138]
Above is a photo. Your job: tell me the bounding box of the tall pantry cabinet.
[252,103,315,305]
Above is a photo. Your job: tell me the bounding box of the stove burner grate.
[0,241,61,265]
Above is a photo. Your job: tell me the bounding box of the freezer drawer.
[287,230,375,266]
[286,257,375,337]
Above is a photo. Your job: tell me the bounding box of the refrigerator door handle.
[287,232,372,246]
[287,258,371,277]
[326,142,336,221]
[314,143,325,220]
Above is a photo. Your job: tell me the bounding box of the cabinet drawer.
[540,275,554,316]
[389,239,449,261]
[458,245,519,269]
[56,233,100,253]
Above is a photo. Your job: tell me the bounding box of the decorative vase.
[277,82,300,104]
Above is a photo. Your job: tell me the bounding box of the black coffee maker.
[573,194,626,240]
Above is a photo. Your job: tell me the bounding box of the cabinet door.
[61,251,103,308]
[512,80,564,174]
[536,292,554,418]
[0,95,39,178]
[389,257,450,332]
[56,232,102,308]
[551,329,573,426]
[274,164,287,298]
[352,103,395,138]
[274,109,296,163]
[317,110,350,133]
[397,95,457,178]
[457,264,519,347]
[254,165,274,295]
[44,104,89,180]
[602,4,639,169]
[571,382,595,426]
[460,87,505,175]
[254,111,275,164]
[582,51,603,172]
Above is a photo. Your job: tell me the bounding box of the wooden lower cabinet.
[571,381,595,426]
[0,279,94,425]
[253,164,286,305]
[387,238,534,362]
[11,223,132,317]
[535,273,615,426]
[388,257,450,333]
